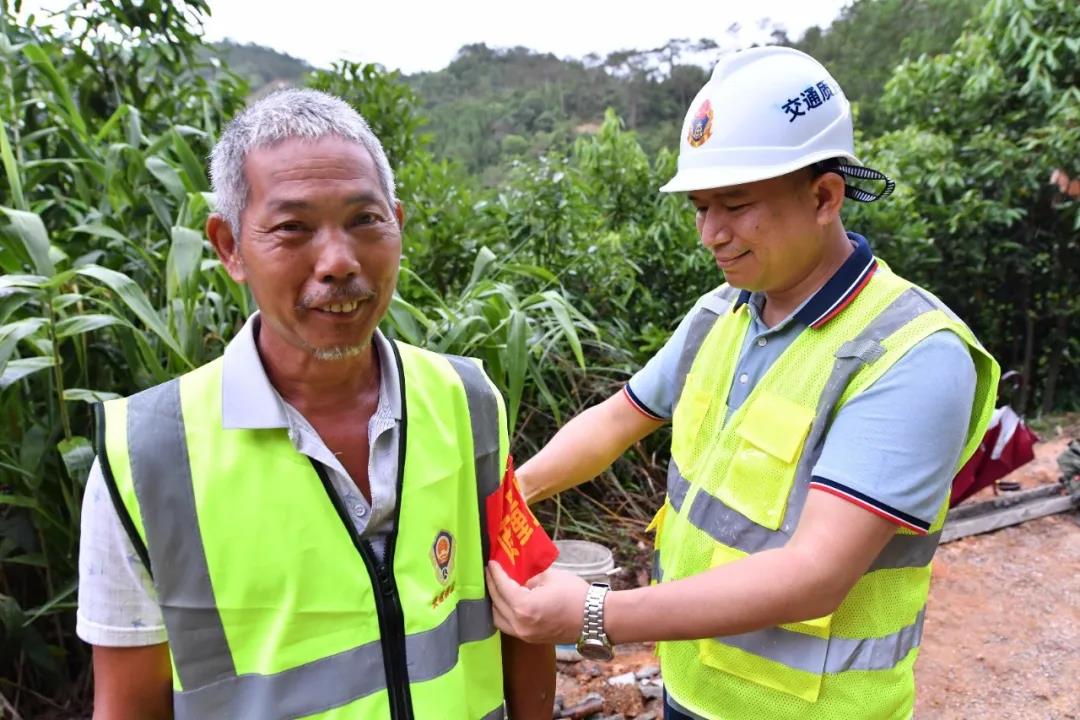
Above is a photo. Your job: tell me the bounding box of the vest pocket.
[698,613,832,703]
[719,391,813,530]
[671,382,713,466]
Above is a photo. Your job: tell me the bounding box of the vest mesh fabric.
[657,267,998,720]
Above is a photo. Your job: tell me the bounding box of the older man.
[77,89,553,719]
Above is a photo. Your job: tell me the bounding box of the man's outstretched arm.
[517,391,664,504]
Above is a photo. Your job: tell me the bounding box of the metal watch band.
[581,583,610,642]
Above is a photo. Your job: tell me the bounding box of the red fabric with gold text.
[486,457,559,584]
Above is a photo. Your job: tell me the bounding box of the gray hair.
[209,88,397,232]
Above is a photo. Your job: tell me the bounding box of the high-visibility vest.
[97,340,508,720]
[653,265,999,719]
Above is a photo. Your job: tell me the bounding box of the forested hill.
[215,0,978,179]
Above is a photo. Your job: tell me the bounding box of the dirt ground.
[556,426,1080,719]
[914,429,1080,720]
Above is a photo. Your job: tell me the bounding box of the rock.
[634,712,659,720]
[607,671,637,686]
[557,693,604,720]
[639,684,663,700]
[634,665,660,680]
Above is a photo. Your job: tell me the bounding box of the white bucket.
[551,540,615,585]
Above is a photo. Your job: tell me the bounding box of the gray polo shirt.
[624,233,978,534]
[77,314,401,646]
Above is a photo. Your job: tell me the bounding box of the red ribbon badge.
[486,457,558,584]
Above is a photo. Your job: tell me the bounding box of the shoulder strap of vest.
[672,285,742,412]
[94,400,153,577]
[413,346,503,563]
[105,376,238,688]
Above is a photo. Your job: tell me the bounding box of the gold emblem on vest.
[430,530,455,585]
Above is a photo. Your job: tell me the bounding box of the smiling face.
[208,135,402,361]
[690,170,835,294]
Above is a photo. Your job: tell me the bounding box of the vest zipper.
[359,537,413,720]
[311,458,414,720]
[307,340,414,719]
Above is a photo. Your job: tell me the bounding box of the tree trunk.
[1017,278,1036,414]
[1040,312,1068,415]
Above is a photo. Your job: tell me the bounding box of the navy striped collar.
[733,232,878,329]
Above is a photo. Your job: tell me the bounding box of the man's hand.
[486,562,588,645]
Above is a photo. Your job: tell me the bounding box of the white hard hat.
[661,46,862,194]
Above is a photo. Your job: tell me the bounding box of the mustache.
[296,282,377,310]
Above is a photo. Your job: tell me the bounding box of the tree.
[853,0,1079,412]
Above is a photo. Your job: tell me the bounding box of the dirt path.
[914,429,1080,719]
[914,512,1079,719]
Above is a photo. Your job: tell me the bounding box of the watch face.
[577,639,614,661]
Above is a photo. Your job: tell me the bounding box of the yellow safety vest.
[653,266,998,719]
[97,340,508,719]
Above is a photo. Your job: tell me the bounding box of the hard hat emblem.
[687,99,714,148]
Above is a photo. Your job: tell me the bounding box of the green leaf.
[94,103,130,142]
[467,246,498,288]
[0,274,48,291]
[62,387,122,404]
[24,580,78,623]
[0,493,39,509]
[505,309,527,434]
[23,43,88,140]
[3,553,47,567]
[71,223,129,245]
[57,436,94,485]
[54,314,129,338]
[0,317,48,374]
[0,207,55,276]
[171,129,209,192]
[0,593,60,677]
[51,293,85,311]
[543,292,585,367]
[0,356,55,389]
[0,288,35,324]
[0,115,26,211]
[146,156,187,201]
[75,265,192,367]
[166,226,204,300]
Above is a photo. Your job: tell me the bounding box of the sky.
[19,0,852,74]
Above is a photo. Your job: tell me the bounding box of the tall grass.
[0,4,680,712]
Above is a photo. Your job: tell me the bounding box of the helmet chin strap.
[835,163,896,203]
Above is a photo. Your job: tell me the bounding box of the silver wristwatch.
[575,582,614,661]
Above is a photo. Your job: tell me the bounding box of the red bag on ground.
[486,457,559,584]
[950,406,1038,507]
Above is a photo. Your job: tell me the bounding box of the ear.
[393,200,406,229]
[206,214,247,283]
[812,172,846,227]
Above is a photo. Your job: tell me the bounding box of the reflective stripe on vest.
[173,600,497,718]
[99,342,507,720]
